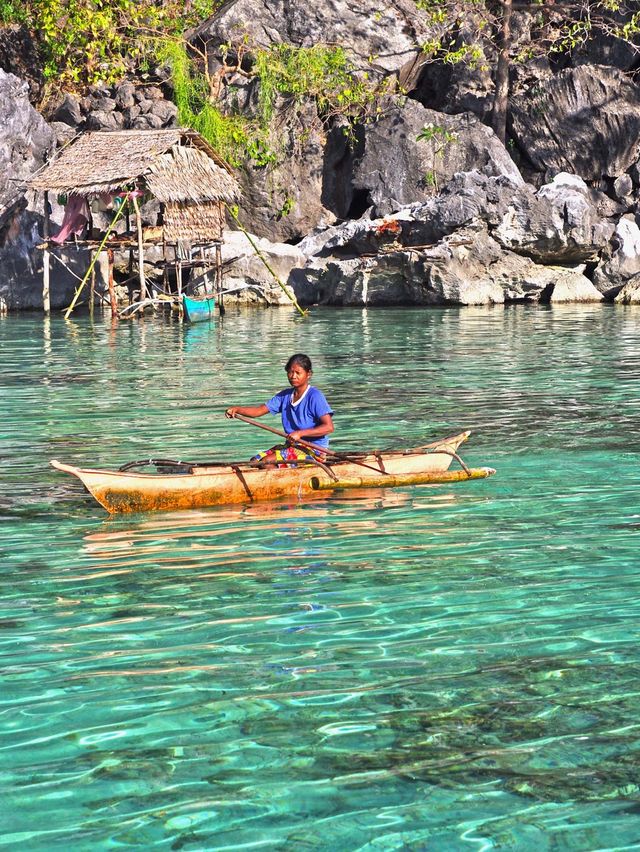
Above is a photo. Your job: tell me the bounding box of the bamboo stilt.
[63,201,125,319]
[199,247,211,294]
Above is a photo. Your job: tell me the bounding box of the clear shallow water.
[1,305,640,850]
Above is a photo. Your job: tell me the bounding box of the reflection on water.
[1,305,640,849]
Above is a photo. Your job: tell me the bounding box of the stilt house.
[29,129,239,314]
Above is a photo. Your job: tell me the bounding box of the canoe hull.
[182,294,215,322]
[51,431,495,514]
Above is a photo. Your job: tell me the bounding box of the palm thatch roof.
[29,129,239,202]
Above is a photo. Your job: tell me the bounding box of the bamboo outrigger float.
[50,430,495,514]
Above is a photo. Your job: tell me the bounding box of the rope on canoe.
[118,446,471,476]
[118,456,341,474]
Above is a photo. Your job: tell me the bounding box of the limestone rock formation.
[0,70,61,311]
[0,25,43,104]
[221,229,306,305]
[593,216,640,297]
[510,65,640,183]
[548,270,604,303]
[290,201,600,307]
[353,100,523,217]
[234,99,338,243]
[494,173,615,264]
[0,70,53,222]
[189,0,430,84]
[614,274,640,304]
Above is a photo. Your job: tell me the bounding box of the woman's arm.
[288,413,334,443]
[225,404,270,419]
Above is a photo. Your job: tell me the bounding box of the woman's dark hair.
[285,353,312,372]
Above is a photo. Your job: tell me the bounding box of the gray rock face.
[290,170,617,306]
[236,99,337,242]
[220,229,305,304]
[494,173,615,263]
[510,65,640,182]
[614,274,640,303]
[45,80,178,133]
[0,24,43,104]
[0,213,93,311]
[189,0,441,239]
[0,70,54,223]
[0,70,59,310]
[190,0,430,82]
[50,93,83,126]
[0,71,99,310]
[353,100,523,217]
[593,216,640,296]
[549,271,604,303]
[301,171,613,267]
[409,6,506,119]
[292,222,602,307]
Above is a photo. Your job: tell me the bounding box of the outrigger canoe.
[51,431,495,514]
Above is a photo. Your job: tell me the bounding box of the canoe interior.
[51,431,495,514]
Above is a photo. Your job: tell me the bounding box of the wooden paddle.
[227,412,330,455]
[227,412,400,475]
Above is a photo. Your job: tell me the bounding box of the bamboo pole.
[310,468,496,491]
[63,201,126,319]
[225,204,307,316]
[42,191,50,314]
[131,194,147,302]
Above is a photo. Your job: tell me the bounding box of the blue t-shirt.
[265,386,334,448]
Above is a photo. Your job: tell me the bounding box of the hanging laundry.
[51,194,90,244]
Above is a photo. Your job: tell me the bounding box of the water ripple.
[2,306,640,848]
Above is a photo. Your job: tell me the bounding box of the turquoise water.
[1,305,640,850]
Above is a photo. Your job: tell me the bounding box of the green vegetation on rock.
[0,0,385,167]
[161,39,383,167]
[0,0,220,86]
[253,43,379,126]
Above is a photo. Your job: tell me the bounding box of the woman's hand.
[287,430,303,443]
[226,404,270,419]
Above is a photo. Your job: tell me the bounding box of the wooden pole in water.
[216,242,224,315]
[107,248,117,315]
[42,191,50,314]
[132,195,146,302]
[89,264,95,319]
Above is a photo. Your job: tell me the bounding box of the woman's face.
[286,363,311,389]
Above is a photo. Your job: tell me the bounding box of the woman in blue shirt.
[226,353,334,464]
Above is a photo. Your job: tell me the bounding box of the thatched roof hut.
[30,129,239,244]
